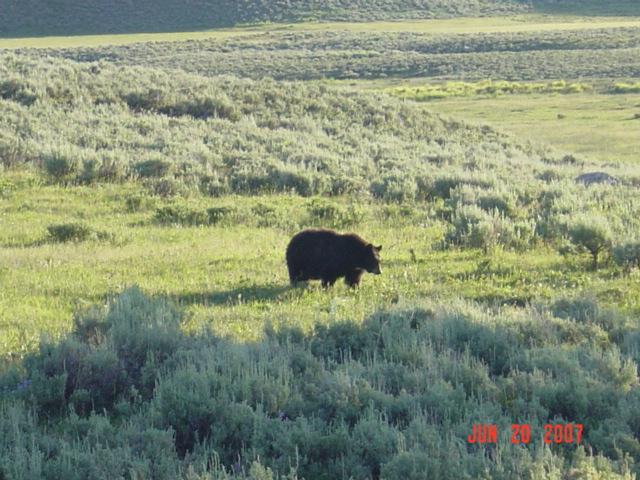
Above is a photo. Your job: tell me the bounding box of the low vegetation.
[3,0,640,38]
[0,0,534,37]
[1,52,640,478]
[2,3,640,477]
[22,25,640,82]
[386,80,592,101]
[1,287,639,479]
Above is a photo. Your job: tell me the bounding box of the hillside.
[0,0,520,37]
[3,0,640,38]
[27,25,640,83]
[0,54,554,198]
[4,52,632,202]
[3,52,640,268]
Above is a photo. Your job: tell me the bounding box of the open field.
[14,15,640,88]
[4,173,640,357]
[373,82,640,164]
[4,0,640,38]
[2,172,640,479]
[426,91,640,165]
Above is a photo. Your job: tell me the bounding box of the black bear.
[286,228,382,288]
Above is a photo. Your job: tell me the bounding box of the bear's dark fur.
[286,228,382,288]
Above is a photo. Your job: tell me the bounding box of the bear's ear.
[375,245,382,251]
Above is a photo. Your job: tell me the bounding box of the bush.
[428,177,463,200]
[18,287,185,417]
[77,152,128,184]
[0,78,38,105]
[477,194,517,219]
[272,168,317,196]
[174,97,241,121]
[133,159,174,178]
[154,204,211,226]
[613,242,640,271]
[612,82,640,94]
[445,204,531,251]
[206,206,237,225]
[47,222,93,243]
[0,136,29,168]
[122,89,165,112]
[568,216,612,270]
[370,173,418,202]
[200,175,232,197]
[145,177,199,197]
[305,198,367,229]
[124,194,156,212]
[41,148,82,181]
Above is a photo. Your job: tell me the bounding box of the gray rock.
[574,172,620,186]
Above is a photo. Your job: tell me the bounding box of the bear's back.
[287,228,339,258]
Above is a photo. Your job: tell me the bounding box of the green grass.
[3,174,640,479]
[385,79,593,100]
[416,89,640,164]
[3,174,640,358]
[357,78,640,165]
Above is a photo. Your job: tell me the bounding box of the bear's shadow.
[173,284,293,307]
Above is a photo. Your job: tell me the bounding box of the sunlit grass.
[350,81,640,164]
[424,90,640,164]
[3,176,639,357]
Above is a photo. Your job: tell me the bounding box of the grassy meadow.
[429,90,640,164]
[380,80,640,164]
[6,171,640,357]
[2,6,640,480]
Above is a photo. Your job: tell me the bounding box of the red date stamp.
[468,424,583,443]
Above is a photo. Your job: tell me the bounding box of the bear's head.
[364,244,382,275]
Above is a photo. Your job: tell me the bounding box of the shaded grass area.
[0,0,530,38]
[2,0,640,39]
[1,286,639,479]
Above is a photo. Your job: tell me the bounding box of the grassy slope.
[2,13,640,352]
[4,15,638,165]
[0,0,532,38]
[14,20,640,83]
[372,78,640,164]
[1,58,640,357]
[2,0,640,38]
[4,12,638,165]
[419,90,640,164]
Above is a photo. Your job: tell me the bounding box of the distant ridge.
[3,0,529,38]
[3,1,640,41]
